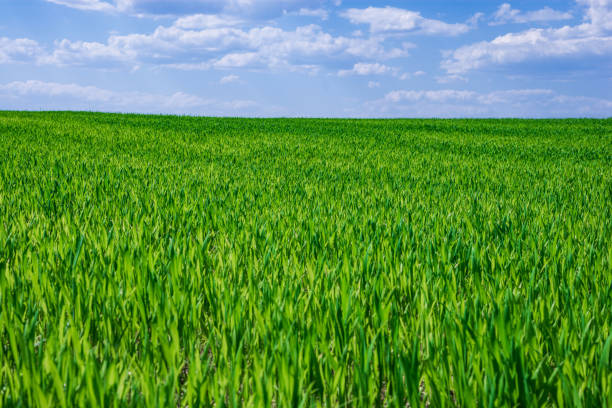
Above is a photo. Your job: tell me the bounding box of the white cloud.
[214,52,262,68]
[0,80,258,113]
[477,88,555,104]
[367,88,612,117]
[220,74,240,83]
[578,0,612,31]
[0,80,115,101]
[491,3,573,25]
[45,0,116,12]
[0,80,205,107]
[40,19,407,72]
[337,62,413,80]
[467,12,485,28]
[442,0,612,74]
[2,80,609,118]
[173,14,243,29]
[436,74,467,84]
[294,8,329,20]
[385,89,476,103]
[341,6,470,36]
[0,37,45,64]
[40,38,134,67]
[338,62,393,76]
[43,0,335,18]
[442,28,612,74]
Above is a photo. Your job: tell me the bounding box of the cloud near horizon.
[0,80,260,114]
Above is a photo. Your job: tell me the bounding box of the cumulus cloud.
[40,38,134,67]
[0,37,45,64]
[442,0,612,74]
[366,88,612,117]
[338,62,394,76]
[491,3,573,25]
[0,80,257,113]
[38,18,408,72]
[578,0,612,30]
[341,6,470,36]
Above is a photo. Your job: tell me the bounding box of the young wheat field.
[1,111,611,407]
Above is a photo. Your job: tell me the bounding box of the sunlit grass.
[1,112,611,406]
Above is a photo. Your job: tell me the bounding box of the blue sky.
[1,0,610,117]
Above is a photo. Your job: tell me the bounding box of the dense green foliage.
[1,111,611,407]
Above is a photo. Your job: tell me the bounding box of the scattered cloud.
[442,0,612,75]
[35,19,408,72]
[491,3,573,25]
[0,79,258,113]
[43,0,337,18]
[338,62,394,76]
[578,0,612,31]
[45,0,116,12]
[337,62,413,80]
[220,74,240,83]
[366,88,612,117]
[341,6,470,36]
[6,0,610,117]
[173,14,243,29]
[0,79,206,107]
[0,79,115,101]
[442,28,612,75]
[385,89,477,103]
[467,12,485,28]
[436,74,467,84]
[0,37,45,64]
[291,8,329,20]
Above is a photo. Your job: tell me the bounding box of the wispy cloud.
[366,87,612,117]
[220,74,240,84]
[338,62,393,76]
[0,80,257,113]
[286,8,329,20]
[43,0,338,18]
[491,3,573,25]
[45,0,115,12]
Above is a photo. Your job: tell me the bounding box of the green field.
[1,111,611,407]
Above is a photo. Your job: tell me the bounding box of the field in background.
[1,112,611,406]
